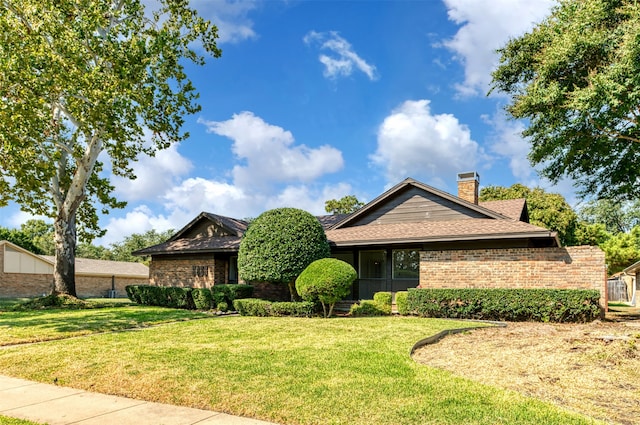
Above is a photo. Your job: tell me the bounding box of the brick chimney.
[457,171,479,204]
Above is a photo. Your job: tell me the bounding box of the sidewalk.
[0,375,278,425]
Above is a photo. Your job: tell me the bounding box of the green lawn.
[0,304,209,345]
[0,314,600,425]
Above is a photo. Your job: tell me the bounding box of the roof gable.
[479,198,529,222]
[331,178,508,229]
[169,212,248,241]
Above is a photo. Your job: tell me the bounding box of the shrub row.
[126,284,253,310]
[125,285,194,309]
[350,291,392,316]
[233,299,316,317]
[192,285,254,310]
[406,288,601,322]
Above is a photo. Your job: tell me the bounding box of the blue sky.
[3,0,570,245]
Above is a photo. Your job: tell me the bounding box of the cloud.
[112,143,193,202]
[304,31,378,81]
[97,205,175,246]
[442,0,554,96]
[199,112,344,191]
[371,100,486,187]
[484,111,535,183]
[189,0,258,44]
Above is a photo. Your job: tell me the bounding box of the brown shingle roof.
[40,256,148,278]
[479,199,527,221]
[133,236,242,256]
[326,218,555,246]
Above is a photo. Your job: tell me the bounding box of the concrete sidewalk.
[0,375,278,425]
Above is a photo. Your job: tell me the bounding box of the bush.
[373,292,392,309]
[124,285,195,310]
[350,300,388,317]
[407,288,601,322]
[296,258,356,317]
[238,208,331,300]
[217,301,229,312]
[395,291,409,315]
[212,284,253,310]
[233,299,316,317]
[192,288,213,310]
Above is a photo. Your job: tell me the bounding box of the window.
[392,249,419,279]
[359,250,386,279]
[229,256,238,283]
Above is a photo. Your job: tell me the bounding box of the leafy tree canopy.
[602,226,640,274]
[0,226,43,254]
[479,184,578,246]
[238,208,331,300]
[109,228,174,264]
[577,199,640,234]
[0,0,220,295]
[325,195,365,215]
[491,0,640,200]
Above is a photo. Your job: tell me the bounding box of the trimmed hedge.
[126,284,254,311]
[407,288,601,322]
[395,291,409,315]
[350,291,392,317]
[233,299,316,317]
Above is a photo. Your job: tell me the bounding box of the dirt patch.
[412,317,640,425]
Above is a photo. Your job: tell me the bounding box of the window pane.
[359,250,386,279]
[392,250,419,279]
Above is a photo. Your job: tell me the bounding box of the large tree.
[324,195,365,215]
[479,184,578,246]
[491,0,640,200]
[238,208,331,301]
[0,1,220,296]
[577,199,640,234]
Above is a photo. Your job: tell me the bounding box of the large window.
[229,256,238,283]
[392,249,419,279]
[359,250,386,279]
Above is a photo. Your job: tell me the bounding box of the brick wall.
[419,246,606,305]
[150,254,222,288]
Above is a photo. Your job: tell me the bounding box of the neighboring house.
[0,240,149,298]
[134,173,606,304]
[621,260,640,306]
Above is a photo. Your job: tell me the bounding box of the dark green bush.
[211,284,254,310]
[124,285,195,310]
[270,301,316,317]
[125,285,141,303]
[192,288,213,310]
[395,291,409,315]
[407,288,601,322]
[217,301,229,312]
[233,299,316,317]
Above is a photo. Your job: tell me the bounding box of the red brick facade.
[419,246,606,305]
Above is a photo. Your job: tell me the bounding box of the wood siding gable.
[332,178,508,229]
[179,219,235,240]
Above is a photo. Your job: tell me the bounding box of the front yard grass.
[0,303,209,346]
[0,315,600,425]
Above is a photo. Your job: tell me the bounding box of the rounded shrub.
[238,208,330,300]
[296,258,357,318]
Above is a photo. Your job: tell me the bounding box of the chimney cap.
[457,171,479,182]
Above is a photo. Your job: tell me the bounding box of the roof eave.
[329,231,559,247]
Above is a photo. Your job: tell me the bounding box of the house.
[0,240,149,298]
[134,173,606,304]
[621,260,640,305]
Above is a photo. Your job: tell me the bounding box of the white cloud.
[264,182,356,215]
[304,31,378,81]
[443,0,554,96]
[199,112,344,191]
[371,100,486,186]
[484,112,535,183]
[97,205,175,246]
[112,143,193,202]
[191,0,258,44]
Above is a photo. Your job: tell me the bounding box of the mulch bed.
[412,310,640,425]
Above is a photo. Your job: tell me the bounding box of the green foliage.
[211,284,254,310]
[217,301,229,312]
[125,285,195,310]
[324,195,365,214]
[110,229,174,264]
[491,0,640,200]
[0,0,220,295]
[191,288,213,310]
[407,288,601,323]
[238,208,331,299]
[479,184,577,246]
[233,299,316,317]
[0,227,44,254]
[295,258,356,317]
[602,226,640,274]
[395,291,409,315]
[20,219,55,255]
[578,199,640,234]
[573,222,612,247]
[350,292,393,317]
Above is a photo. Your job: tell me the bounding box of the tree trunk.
[288,280,301,302]
[53,212,77,297]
